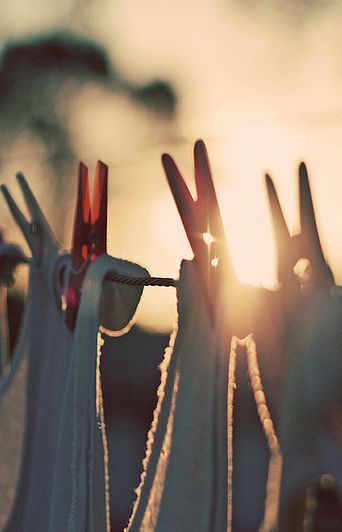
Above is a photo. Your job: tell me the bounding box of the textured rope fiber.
[8,253,178,288]
[104,273,177,287]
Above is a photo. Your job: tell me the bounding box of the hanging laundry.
[0,172,148,531]
[279,287,342,527]
[0,172,64,530]
[1,257,72,531]
[266,164,342,527]
[126,259,230,532]
[49,253,148,532]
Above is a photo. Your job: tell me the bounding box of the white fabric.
[1,253,147,532]
[127,260,230,532]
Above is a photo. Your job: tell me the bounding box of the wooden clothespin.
[162,139,235,321]
[266,162,334,294]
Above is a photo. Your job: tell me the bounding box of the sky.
[1,0,342,331]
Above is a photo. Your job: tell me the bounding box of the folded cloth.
[127,259,231,532]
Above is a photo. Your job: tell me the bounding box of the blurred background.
[1,0,342,332]
[2,2,342,531]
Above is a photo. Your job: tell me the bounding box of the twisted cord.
[6,247,178,288]
[104,273,177,287]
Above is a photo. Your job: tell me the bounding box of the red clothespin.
[162,139,235,321]
[63,160,108,329]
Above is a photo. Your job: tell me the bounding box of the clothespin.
[266,163,334,294]
[63,161,108,329]
[1,173,59,274]
[162,139,235,321]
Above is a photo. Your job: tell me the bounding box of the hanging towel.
[49,254,147,532]
[127,259,231,532]
[1,253,147,532]
[0,258,68,532]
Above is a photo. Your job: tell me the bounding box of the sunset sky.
[1,0,342,330]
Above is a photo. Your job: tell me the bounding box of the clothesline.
[105,272,177,287]
[0,249,178,288]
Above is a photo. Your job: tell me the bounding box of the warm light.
[151,187,277,288]
[218,182,277,287]
[203,232,214,245]
[293,258,312,281]
[211,257,219,267]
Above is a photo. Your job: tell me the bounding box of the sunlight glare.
[211,257,219,268]
[203,231,214,245]
[151,185,277,288]
[218,182,277,287]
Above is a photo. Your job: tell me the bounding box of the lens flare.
[203,232,214,245]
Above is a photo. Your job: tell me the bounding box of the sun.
[150,185,277,288]
[217,182,277,287]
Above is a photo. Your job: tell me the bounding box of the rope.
[5,250,178,288]
[104,273,177,287]
[68,242,178,287]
